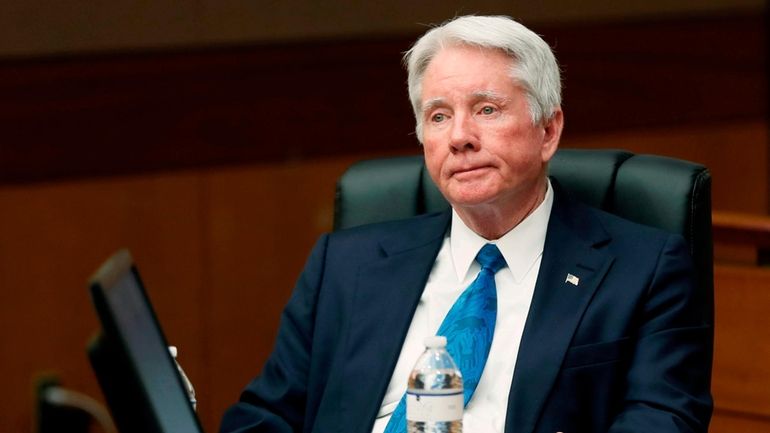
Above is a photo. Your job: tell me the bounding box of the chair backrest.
[334,149,713,312]
[36,376,116,433]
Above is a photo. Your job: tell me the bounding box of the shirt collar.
[450,178,553,283]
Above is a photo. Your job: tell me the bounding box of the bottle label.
[406,391,463,422]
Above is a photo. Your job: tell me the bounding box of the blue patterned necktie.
[384,243,507,433]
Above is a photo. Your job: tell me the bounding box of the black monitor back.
[87,249,204,433]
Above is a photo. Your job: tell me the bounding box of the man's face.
[420,45,562,214]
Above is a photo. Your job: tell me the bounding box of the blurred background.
[0,1,767,432]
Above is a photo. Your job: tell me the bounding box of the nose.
[449,112,479,154]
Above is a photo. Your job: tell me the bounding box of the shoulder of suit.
[587,204,681,250]
[328,210,450,243]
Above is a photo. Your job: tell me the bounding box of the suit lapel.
[504,186,615,433]
[341,211,450,433]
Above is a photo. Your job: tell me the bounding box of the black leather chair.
[36,376,116,433]
[334,149,713,320]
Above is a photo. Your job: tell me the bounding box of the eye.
[431,113,447,123]
[480,106,496,115]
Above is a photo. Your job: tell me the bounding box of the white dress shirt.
[371,180,554,433]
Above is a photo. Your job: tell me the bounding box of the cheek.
[496,126,545,161]
[495,143,546,178]
[422,146,450,186]
[422,139,444,164]
[422,144,439,173]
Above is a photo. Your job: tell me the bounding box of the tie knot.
[476,244,506,274]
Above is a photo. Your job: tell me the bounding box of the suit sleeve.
[219,234,330,433]
[609,234,713,432]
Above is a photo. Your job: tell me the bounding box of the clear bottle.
[169,346,197,410]
[406,336,463,433]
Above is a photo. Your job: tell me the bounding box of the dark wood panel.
[0,11,764,185]
[713,265,770,420]
[711,407,770,432]
[562,120,768,213]
[0,173,207,431]
[551,12,767,132]
[0,39,417,184]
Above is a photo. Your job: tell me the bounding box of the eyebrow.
[421,97,445,114]
[421,91,510,114]
[471,90,509,105]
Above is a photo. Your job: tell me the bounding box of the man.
[221,15,712,433]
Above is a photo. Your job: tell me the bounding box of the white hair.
[404,15,562,141]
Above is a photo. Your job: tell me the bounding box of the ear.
[540,108,563,163]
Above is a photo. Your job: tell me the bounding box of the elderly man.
[221,15,712,433]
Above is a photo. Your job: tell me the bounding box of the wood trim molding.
[714,211,770,249]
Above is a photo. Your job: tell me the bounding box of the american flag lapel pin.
[565,273,579,286]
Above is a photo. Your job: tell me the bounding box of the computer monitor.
[87,249,204,433]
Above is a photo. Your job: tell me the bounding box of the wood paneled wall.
[566,120,769,213]
[0,11,764,186]
[1,0,762,57]
[711,265,770,431]
[0,156,365,431]
[0,11,766,433]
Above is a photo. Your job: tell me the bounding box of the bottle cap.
[424,335,447,349]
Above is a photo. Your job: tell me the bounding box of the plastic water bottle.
[406,335,463,433]
[169,346,197,410]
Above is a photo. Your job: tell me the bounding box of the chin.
[445,189,501,208]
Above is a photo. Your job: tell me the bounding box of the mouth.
[451,165,493,179]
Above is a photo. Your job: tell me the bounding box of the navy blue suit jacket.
[221,185,713,433]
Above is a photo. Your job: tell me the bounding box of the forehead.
[421,45,516,102]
